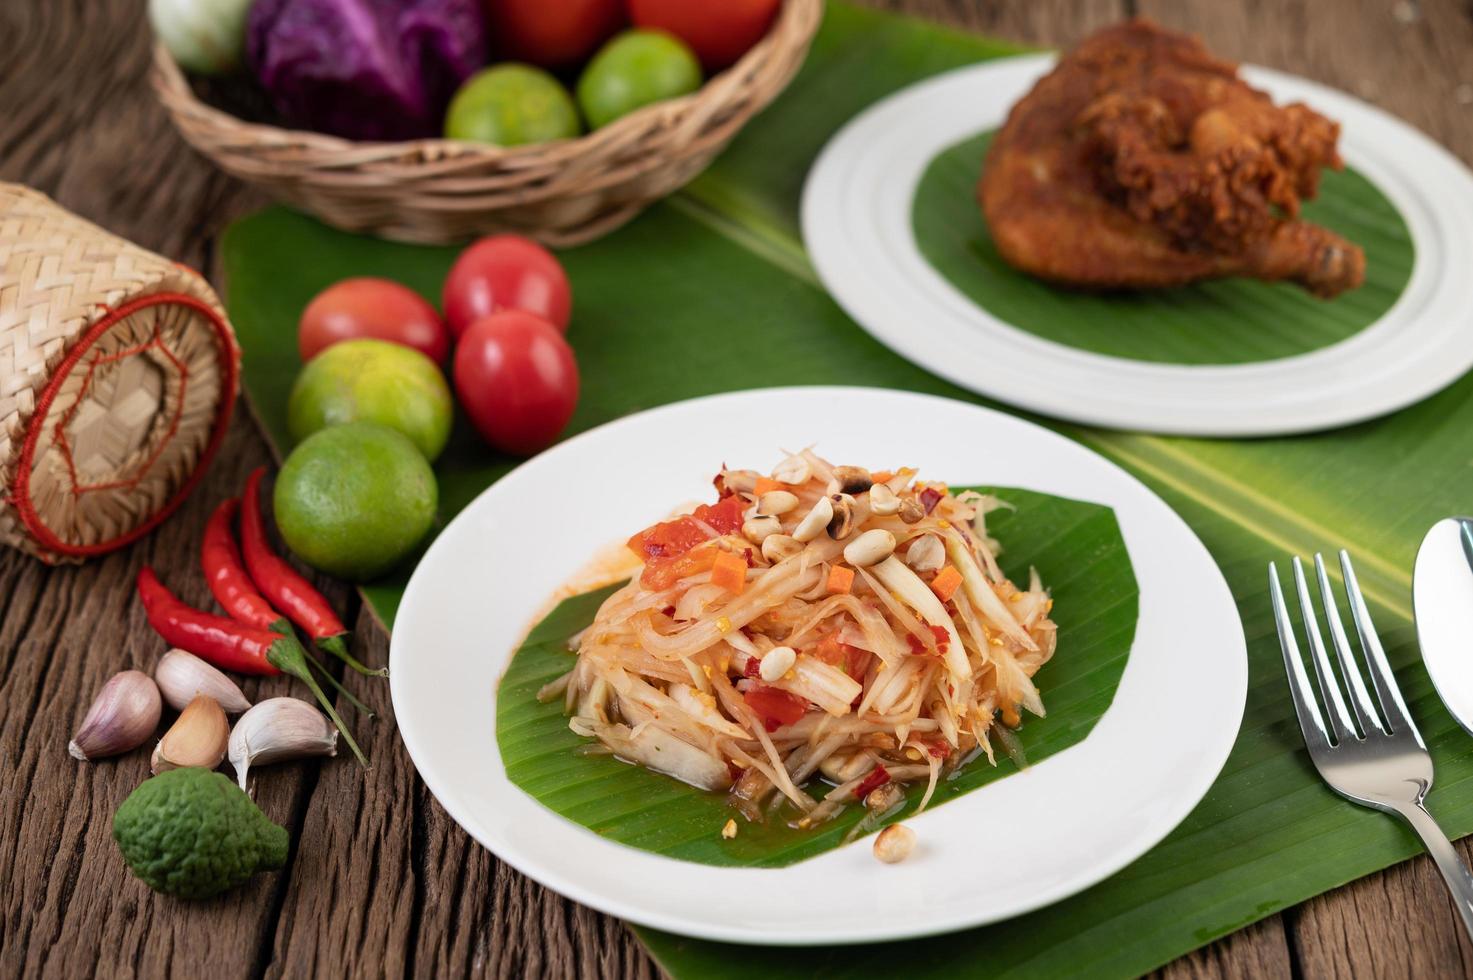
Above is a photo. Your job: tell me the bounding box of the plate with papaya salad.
[390,387,1246,945]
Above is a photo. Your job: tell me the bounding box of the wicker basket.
[0,184,239,564]
[151,0,822,246]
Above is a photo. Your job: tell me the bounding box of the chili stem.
[318,634,388,678]
[266,640,369,768]
[302,653,375,717]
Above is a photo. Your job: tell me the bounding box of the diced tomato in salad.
[628,495,747,588]
[922,737,953,759]
[814,633,872,680]
[743,685,808,732]
[905,625,952,656]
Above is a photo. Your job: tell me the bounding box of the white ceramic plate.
[391,387,1246,945]
[802,55,1473,437]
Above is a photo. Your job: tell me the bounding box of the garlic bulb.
[148,0,253,75]
[152,695,229,774]
[69,670,163,761]
[155,649,251,714]
[229,698,338,791]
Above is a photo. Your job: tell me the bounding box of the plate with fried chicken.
[802,19,1473,436]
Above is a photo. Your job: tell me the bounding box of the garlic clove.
[69,670,162,761]
[228,697,338,791]
[155,648,252,714]
[152,695,229,774]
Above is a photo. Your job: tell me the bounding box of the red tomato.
[298,278,449,362]
[627,495,745,560]
[627,494,747,588]
[627,0,780,70]
[453,311,579,455]
[743,686,808,732]
[443,235,573,338]
[486,0,625,68]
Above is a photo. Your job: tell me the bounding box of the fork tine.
[1338,550,1421,743]
[1313,554,1383,736]
[1270,562,1331,752]
[1292,557,1357,742]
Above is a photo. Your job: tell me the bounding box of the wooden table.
[3,1,1471,976]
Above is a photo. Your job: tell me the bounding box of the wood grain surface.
[1,1,1470,977]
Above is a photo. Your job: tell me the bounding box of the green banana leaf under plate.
[221,3,1473,977]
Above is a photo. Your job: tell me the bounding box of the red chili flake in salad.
[920,486,943,514]
[743,656,762,678]
[854,766,890,799]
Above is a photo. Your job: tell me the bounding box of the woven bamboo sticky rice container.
[151,0,822,246]
[0,183,239,564]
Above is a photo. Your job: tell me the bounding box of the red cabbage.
[247,0,487,141]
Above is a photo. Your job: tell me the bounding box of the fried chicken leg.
[979,20,1364,297]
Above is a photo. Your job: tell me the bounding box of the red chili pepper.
[241,467,384,677]
[137,566,368,767]
[920,487,943,514]
[138,566,282,676]
[202,497,284,632]
[854,766,890,800]
[743,656,762,679]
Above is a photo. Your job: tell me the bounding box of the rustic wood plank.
[868,0,1125,43]
[0,3,327,977]
[0,419,311,980]
[1136,0,1473,168]
[2,0,1468,978]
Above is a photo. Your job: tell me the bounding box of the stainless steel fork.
[1270,550,1473,940]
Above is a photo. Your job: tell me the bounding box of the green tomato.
[113,769,289,900]
[445,64,582,146]
[576,30,703,129]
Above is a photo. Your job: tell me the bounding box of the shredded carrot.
[931,565,963,602]
[712,551,748,595]
[827,564,855,595]
[753,477,785,495]
[871,470,894,484]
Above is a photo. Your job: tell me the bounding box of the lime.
[287,338,452,462]
[274,422,438,581]
[576,30,702,129]
[445,64,582,146]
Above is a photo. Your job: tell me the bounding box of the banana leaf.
[497,487,1136,867]
[221,3,1473,976]
[914,132,1413,364]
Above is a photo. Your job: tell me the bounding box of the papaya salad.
[541,451,1058,844]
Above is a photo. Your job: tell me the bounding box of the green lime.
[445,63,582,146]
[113,768,288,900]
[287,338,452,462]
[576,30,703,129]
[274,422,438,581]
